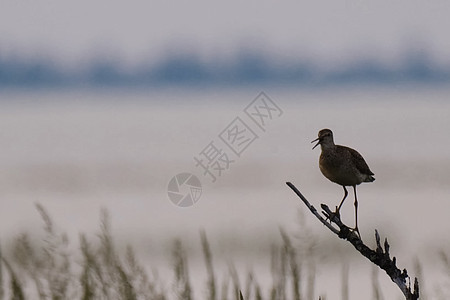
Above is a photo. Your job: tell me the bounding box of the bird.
[311,129,374,236]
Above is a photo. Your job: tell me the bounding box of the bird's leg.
[327,186,348,222]
[336,186,348,214]
[352,185,361,238]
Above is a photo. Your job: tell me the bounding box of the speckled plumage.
[312,128,374,236]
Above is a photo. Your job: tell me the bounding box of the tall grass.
[200,230,216,300]
[0,205,322,300]
[172,239,192,300]
[0,204,434,299]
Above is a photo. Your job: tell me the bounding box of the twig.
[285,182,339,235]
[286,182,419,300]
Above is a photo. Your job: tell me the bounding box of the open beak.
[311,137,320,150]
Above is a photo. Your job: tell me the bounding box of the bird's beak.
[311,137,320,150]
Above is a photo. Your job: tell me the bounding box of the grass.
[0,204,443,299]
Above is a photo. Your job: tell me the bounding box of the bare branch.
[286,182,419,300]
[285,182,339,235]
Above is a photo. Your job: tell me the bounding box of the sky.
[1,0,450,69]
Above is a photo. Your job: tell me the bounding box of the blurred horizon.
[2,0,450,90]
[1,43,450,88]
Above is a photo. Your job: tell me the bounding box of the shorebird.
[312,129,374,236]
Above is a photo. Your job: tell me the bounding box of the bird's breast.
[319,151,362,186]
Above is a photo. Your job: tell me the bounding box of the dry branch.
[286,182,419,300]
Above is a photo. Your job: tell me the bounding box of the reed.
[0,204,430,299]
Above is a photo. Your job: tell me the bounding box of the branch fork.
[286,182,419,300]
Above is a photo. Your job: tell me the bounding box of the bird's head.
[311,128,334,149]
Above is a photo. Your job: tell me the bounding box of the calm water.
[1,86,449,299]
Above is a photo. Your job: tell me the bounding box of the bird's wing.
[346,147,374,175]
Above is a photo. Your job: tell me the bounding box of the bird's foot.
[326,206,340,223]
[351,226,361,239]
